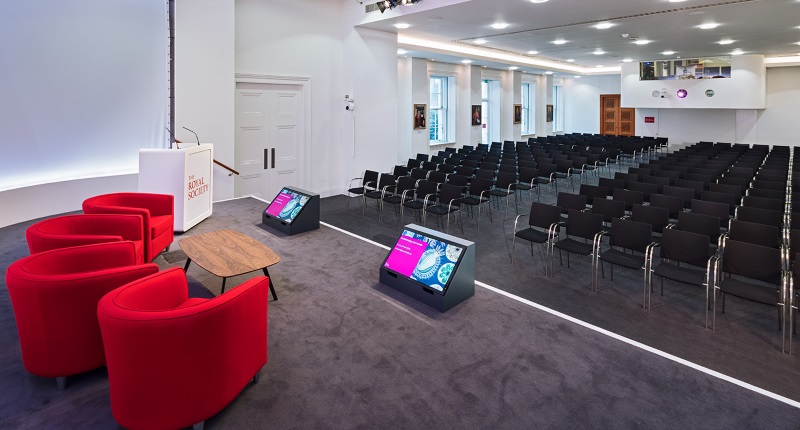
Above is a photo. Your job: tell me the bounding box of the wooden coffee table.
[179,229,280,300]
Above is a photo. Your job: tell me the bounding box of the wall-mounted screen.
[382,229,465,294]
[640,57,731,81]
[264,188,311,224]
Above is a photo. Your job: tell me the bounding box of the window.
[429,76,451,144]
[553,85,564,132]
[521,83,535,135]
[481,79,500,144]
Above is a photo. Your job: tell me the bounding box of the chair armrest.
[347,177,363,189]
[513,213,529,234]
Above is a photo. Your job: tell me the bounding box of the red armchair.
[26,214,146,264]
[97,267,268,430]
[5,241,159,389]
[82,192,174,262]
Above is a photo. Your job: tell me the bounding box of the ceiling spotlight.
[544,71,553,75]
[731,49,744,55]
[491,23,510,29]
[567,59,575,62]
[622,58,634,62]
[574,75,582,78]
[698,23,720,30]
[461,59,473,64]
[662,50,675,55]
[633,40,652,45]
[552,39,568,45]
[527,50,539,55]
[509,66,519,70]
[593,50,606,55]
[394,23,410,29]
[473,39,488,45]
[595,65,604,68]
[530,0,549,3]
[594,22,614,30]
[397,49,408,55]
[669,0,687,2]
[717,39,735,45]
[677,89,688,98]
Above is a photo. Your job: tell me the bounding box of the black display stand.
[379,224,475,312]
[261,186,320,235]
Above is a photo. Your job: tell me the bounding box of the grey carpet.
[0,196,798,429]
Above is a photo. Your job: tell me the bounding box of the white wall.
[563,74,621,134]
[176,0,235,201]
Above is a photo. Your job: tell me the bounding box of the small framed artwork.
[413,104,427,130]
[513,104,522,124]
[546,104,554,122]
[471,105,482,126]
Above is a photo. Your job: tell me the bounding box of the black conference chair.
[460,177,493,228]
[346,169,379,209]
[399,179,438,225]
[423,183,463,234]
[553,210,604,280]
[650,227,716,314]
[380,176,416,222]
[596,218,657,304]
[363,174,396,217]
[510,202,562,276]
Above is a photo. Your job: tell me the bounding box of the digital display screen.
[383,229,464,294]
[265,188,310,224]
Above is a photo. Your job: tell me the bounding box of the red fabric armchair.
[82,192,174,262]
[5,241,159,389]
[97,267,268,430]
[26,214,146,264]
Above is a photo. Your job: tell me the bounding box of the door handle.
[264,149,269,170]
[271,148,275,169]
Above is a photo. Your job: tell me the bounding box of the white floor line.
[318,218,800,410]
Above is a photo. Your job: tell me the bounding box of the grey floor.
[1,184,799,428]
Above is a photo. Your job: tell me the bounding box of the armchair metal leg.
[192,421,205,430]
[56,376,67,391]
[252,366,263,384]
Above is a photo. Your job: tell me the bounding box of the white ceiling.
[358,0,800,74]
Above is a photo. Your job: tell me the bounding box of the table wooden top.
[179,229,281,278]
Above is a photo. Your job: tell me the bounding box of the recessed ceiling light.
[567,59,575,62]
[622,58,634,62]
[473,39,488,45]
[574,75,582,78]
[718,39,735,45]
[594,22,614,30]
[397,49,408,55]
[593,50,606,55]
[530,0,549,3]
[527,50,539,55]
[595,65,604,68]
[552,39,568,45]
[394,23,410,29]
[544,71,553,75]
[633,40,652,45]
[509,66,519,70]
[461,59,473,64]
[491,23,510,30]
[698,23,720,30]
[669,0,687,2]
[731,49,744,55]
[662,50,675,55]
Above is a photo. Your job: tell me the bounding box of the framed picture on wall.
[471,105,482,126]
[513,104,522,124]
[413,104,427,130]
[546,104,554,123]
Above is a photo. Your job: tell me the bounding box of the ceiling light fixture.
[397,49,408,55]
[567,59,575,62]
[394,23,410,29]
[633,40,652,45]
[698,23,720,30]
[717,39,735,45]
[669,0,687,2]
[473,39,488,45]
[461,59,473,64]
[731,49,744,55]
[593,50,606,55]
[527,50,539,55]
[544,71,553,75]
[491,23,510,29]
[594,22,614,30]
[552,39,567,45]
[530,0,549,3]
[574,75,582,78]
[509,66,519,70]
[622,58,634,62]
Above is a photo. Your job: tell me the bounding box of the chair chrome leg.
[56,376,67,391]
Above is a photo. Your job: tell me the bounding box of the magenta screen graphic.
[383,230,463,293]
[265,189,310,223]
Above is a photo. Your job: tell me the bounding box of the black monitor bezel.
[264,187,312,225]
[381,227,466,295]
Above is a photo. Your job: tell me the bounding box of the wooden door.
[600,94,635,136]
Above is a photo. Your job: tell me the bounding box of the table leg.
[263,268,278,301]
[183,258,192,272]
[221,277,227,295]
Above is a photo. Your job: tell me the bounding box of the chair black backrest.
[642,175,671,193]
[612,188,644,211]
[498,164,517,174]
[717,176,749,193]
[747,188,785,200]
[363,170,379,187]
[565,209,603,240]
[700,190,738,215]
[431,155,445,164]
[728,219,780,248]
[653,170,680,185]
[414,180,438,201]
[376,174,396,191]
[735,206,783,228]
[609,217,653,253]
[556,160,573,174]
[556,192,587,214]
[663,185,695,208]
[437,164,456,174]
[579,184,608,204]
[742,195,783,212]
[495,171,517,189]
[628,181,658,202]
[410,168,428,180]
[598,177,626,196]
[660,228,711,267]
[480,161,499,171]
[428,171,448,185]
[438,184,463,207]
[676,211,721,242]
[393,165,409,177]
[475,169,495,181]
[721,239,782,285]
[649,194,683,219]
[462,160,479,168]
[468,177,492,196]
[529,202,562,230]
[444,157,461,166]
[518,167,539,184]
[751,180,785,191]
[631,204,670,233]
[614,172,638,188]
[675,179,705,198]
[407,159,422,169]
[416,153,429,161]
[455,166,475,177]
[709,183,743,198]
[591,198,626,223]
[447,174,469,188]
[395,176,417,196]
[684,173,713,185]
[691,199,729,227]
[538,162,557,177]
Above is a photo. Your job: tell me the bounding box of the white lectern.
[138,144,213,232]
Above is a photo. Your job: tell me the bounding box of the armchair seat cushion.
[150,214,173,239]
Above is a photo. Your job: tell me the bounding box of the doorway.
[235,82,304,200]
[600,94,635,137]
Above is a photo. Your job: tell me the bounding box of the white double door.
[235,82,303,200]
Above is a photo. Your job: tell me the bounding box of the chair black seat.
[718,277,778,305]
[460,195,488,205]
[600,248,645,270]
[554,238,594,256]
[348,186,366,194]
[652,262,706,286]
[426,204,456,216]
[403,200,426,210]
[515,228,550,244]
[382,195,403,205]
[364,190,384,199]
[489,188,514,197]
